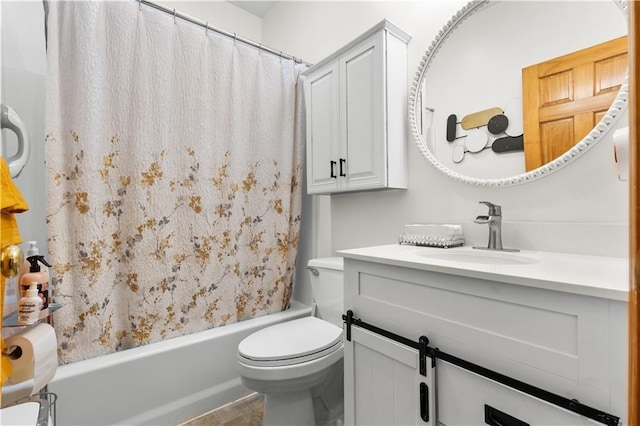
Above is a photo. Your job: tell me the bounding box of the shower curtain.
[45,1,305,364]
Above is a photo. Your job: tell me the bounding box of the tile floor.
[179,393,265,426]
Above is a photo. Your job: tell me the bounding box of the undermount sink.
[416,249,539,265]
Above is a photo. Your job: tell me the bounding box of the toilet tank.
[307,257,344,328]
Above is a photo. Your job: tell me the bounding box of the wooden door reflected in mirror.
[522,36,628,171]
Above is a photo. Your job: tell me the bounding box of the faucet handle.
[479,201,501,216]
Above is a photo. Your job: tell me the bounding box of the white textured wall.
[261,1,630,259]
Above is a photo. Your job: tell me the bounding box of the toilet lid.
[238,317,343,365]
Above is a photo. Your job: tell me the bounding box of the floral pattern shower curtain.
[45,1,304,364]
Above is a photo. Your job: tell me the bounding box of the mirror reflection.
[416,1,627,182]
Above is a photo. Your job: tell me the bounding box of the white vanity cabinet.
[339,245,628,426]
[303,20,410,194]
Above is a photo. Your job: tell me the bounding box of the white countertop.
[337,244,629,302]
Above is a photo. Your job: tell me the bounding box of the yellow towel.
[0,157,30,396]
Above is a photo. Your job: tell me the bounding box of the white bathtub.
[48,301,312,425]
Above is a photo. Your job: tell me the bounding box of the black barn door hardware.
[343,309,431,375]
[342,310,620,426]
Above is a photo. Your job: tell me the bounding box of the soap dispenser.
[16,242,47,299]
[19,255,52,311]
[17,282,42,325]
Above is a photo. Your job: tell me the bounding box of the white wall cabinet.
[303,20,411,194]
[340,254,627,426]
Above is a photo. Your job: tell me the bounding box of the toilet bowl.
[237,257,344,426]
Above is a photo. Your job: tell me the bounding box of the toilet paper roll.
[5,323,57,397]
[613,126,629,181]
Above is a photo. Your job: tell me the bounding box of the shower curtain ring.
[173,8,176,23]
[138,0,142,11]
[205,22,208,36]
[233,33,237,45]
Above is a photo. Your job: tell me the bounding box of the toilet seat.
[238,316,343,367]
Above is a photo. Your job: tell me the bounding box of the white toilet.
[237,257,344,426]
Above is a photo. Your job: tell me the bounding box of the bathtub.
[47,301,312,425]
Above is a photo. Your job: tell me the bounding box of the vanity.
[324,0,630,423]
[339,244,627,425]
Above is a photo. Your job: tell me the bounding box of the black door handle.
[485,405,529,426]
[420,382,429,422]
[339,158,346,177]
[330,160,337,178]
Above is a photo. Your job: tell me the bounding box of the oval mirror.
[409,0,629,186]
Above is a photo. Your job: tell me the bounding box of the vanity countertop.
[337,244,628,301]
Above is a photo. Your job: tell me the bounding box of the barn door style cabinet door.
[343,324,435,425]
[303,20,411,194]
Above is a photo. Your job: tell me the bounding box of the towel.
[1,157,29,394]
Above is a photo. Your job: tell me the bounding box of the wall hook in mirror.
[446,114,460,142]
[487,114,509,135]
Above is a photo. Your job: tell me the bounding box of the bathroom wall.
[261,0,630,259]
[1,1,48,310]
[1,0,48,253]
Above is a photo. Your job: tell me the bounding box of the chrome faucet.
[473,201,518,252]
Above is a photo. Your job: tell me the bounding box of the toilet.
[237,257,344,426]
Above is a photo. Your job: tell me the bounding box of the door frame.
[629,0,639,423]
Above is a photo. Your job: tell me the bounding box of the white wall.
[261,0,630,259]
[157,0,262,40]
[1,1,48,308]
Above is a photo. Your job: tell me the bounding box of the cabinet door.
[340,31,386,191]
[305,61,340,194]
[344,327,435,426]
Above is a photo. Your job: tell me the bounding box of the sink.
[416,249,538,265]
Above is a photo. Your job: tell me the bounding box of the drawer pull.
[484,404,529,426]
[420,382,429,422]
[330,160,337,178]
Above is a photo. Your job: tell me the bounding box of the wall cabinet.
[303,20,411,194]
[339,247,627,426]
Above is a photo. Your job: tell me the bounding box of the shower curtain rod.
[138,0,312,67]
